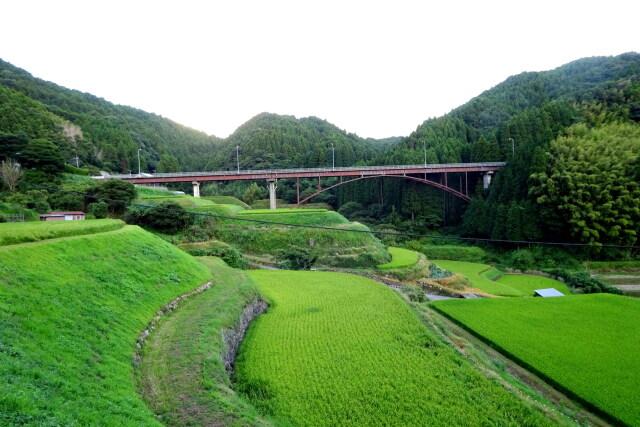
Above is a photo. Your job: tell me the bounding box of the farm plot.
[432,294,640,426]
[432,260,569,296]
[0,219,124,246]
[377,246,420,269]
[234,270,558,426]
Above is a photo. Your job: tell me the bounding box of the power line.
[23,182,640,250]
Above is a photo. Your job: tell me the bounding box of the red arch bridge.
[95,162,505,209]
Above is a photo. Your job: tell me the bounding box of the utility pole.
[423,140,427,167]
[137,148,141,175]
[236,146,240,173]
[331,143,335,170]
[508,138,515,156]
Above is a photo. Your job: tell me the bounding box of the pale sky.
[1,0,638,139]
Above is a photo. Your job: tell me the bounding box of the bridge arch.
[292,174,470,208]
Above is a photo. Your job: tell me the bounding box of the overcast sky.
[1,0,638,139]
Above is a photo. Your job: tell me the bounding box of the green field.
[432,294,640,426]
[0,224,211,425]
[0,219,125,246]
[497,274,572,295]
[188,204,245,216]
[138,257,267,426]
[202,195,250,208]
[432,260,570,296]
[238,208,327,215]
[232,209,348,226]
[234,270,559,426]
[377,246,420,269]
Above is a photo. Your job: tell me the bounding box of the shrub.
[275,245,318,270]
[546,269,622,294]
[89,201,109,219]
[125,200,194,234]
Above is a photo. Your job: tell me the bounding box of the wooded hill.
[1,53,639,248]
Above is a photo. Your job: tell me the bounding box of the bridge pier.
[267,178,277,210]
[483,172,493,190]
[192,181,200,198]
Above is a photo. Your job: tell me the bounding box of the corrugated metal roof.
[533,288,565,297]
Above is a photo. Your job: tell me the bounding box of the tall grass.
[138,257,267,425]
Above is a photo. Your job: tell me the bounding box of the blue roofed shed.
[533,288,565,297]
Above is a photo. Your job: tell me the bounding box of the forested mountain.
[202,113,379,171]
[0,59,221,173]
[1,53,640,249]
[341,52,640,247]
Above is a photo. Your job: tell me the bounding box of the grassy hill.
[0,222,210,425]
[214,209,390,268]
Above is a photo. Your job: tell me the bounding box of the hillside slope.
[0,59,221,172]
[0,223,210,425]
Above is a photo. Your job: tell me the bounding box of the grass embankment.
[0,219,124,246]
[202,195,250,208]
[139,192,246,216]
[251,199,331,210]
[216,210,389,268]
[432,294,640,426]
[0,224,210,425]
[433,260,570,296]
[235,270,560,426]
[377,247,420,269]
[138,257,267,426]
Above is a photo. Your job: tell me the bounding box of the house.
[39,211,86,221]
[533,288,565,297]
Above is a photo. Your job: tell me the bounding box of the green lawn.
[432,294,640,426]
[138,257,268,426]
[377,246,420,269]
[0,225,211,425]
[0,219,125,246]
[234,270,559,426]
[432,260,569,296]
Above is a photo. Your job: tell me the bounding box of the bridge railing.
[97,162,507,180]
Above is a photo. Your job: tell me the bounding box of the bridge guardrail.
[96,162,507,180]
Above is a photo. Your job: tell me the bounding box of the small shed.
[533,288,565,297]
[40,211,86,221]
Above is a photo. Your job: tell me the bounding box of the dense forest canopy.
[1,53,640,250]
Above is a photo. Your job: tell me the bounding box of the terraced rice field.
[377,246,420,269]
[234,270,559,426]
[432,294,640,426]
[432,260,570,296]
[0,219,124,246]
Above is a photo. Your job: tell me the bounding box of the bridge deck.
[96,162,505,184]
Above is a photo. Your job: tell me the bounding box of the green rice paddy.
[234,270,558,426]
[432,294,640,426]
